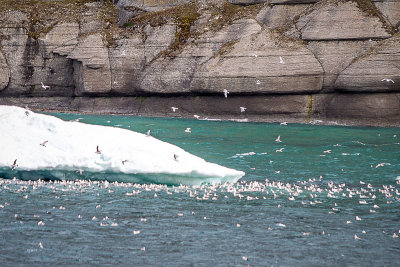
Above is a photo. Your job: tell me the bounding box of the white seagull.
[256,80,261,85]
[223,89,229,98]
[280,122,288,125]
[185,128,191,133]
[193,115,200,119]
[275,148,284,153]
[275,135,281,142]
[279,56,285,64]
[41,82,50,90]
[381,78,394,83]
[146,130,151,137]
[171,107,178,112]
[240,107,246,112]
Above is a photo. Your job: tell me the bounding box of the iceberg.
[0,105,244,185]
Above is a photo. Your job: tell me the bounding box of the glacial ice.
[0,105,244,185]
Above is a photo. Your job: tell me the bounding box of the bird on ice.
[280,122,288,125]
[146,130,151,137]
[279,56,285,64]
[275,135,281,142]
[223,89,229,98]
[40,140,48,147]
[381,78,394,83]
[41,82,50,90]
[185,128,191,133]
[240,107,246,112]
[11,159,18,170]
[171,107,178,112]
[122,160,128,165]
[174,154,179,161]
[95,146,102,154]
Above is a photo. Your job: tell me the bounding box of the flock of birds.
[1,177,399,259]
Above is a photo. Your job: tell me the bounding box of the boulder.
[373,1,400,30]
[113,0,190,12]
[291,0,393,40]
[229,0,320,4]
[334,36,400,92]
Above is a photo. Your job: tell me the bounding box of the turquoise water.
[1,114,399,265]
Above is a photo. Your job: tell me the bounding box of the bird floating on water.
[223,89,229,98]
[185,128,191,133]
[240,107,246,112]
[381,78,394,83]
[11,159,18,170]
[275,148,284,153]
[40,82,50,90]
[171,107,178,112]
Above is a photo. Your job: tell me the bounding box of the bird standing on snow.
[95,146,102,154]
[174,154,179,161]
[40,140,48,147]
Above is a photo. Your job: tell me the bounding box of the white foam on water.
[0,106,244,185]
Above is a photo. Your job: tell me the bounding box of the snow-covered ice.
[0,106,244,185]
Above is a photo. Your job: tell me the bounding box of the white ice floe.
[0,105,244,185]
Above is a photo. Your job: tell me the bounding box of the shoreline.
[1,95,399,128]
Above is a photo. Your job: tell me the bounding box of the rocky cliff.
[0,0,399,126]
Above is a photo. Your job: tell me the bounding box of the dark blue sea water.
[1,114,399,266]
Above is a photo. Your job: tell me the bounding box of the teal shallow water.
[1,114,399,265]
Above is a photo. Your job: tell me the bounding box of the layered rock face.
[0,0,399,126]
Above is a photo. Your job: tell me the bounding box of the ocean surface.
[1,114,399,266]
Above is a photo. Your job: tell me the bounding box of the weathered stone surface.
[307,40,379,91]
[39,23,80,58]
[334,36,400,92]
[292,0,392,40]
[322,93,400,118]
[191,24,323,94]
[67,34,111,96]
[374,1,400,29]
[229,0,319,4]
[256,4,312,29]
[0,51,10,91]
[138,19,262,94]
[113,0,189,12]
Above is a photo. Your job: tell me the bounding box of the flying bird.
[381,78,394,83]
[41,82,50,90]
[240,107,246,112]
[223,89,229,98]
[11,159,18,170]
[275,135,281,142]
[171,107,178,112]
[279,56,285,64]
